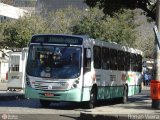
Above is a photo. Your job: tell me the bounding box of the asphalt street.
[0,85,155,120]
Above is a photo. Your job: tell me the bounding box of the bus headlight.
[72,80,79,88]
[59,82,69,89]
[26,75,31,87]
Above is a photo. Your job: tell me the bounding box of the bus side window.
[10,56,20,72]
[93,46,101,69]
[117,50,124,71]
[102,47,109,70]
[131,53,137,71]
[110,49,117,70]
[137,54,142,72]
[84,48,91,71]
[124,52,130,71]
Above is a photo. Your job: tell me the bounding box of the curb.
[80,112,128,120]
[80,112,160,120]
[0,91,25,101]
[80,89,154,120]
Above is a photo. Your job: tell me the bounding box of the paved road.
[0,99,85,120]
[0,87,152,120]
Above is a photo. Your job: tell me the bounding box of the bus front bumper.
[25,86,82,102]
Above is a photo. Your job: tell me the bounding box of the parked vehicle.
[7,48,28,91]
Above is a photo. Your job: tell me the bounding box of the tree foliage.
[0,7,137,49]
[1,14,49,48]
[0,7,84,48]
[133,9,155,58]
[73,8,136,46]
[85,0,156,20]
[45,7,84,34]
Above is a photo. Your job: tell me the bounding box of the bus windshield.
[26,45,82,79]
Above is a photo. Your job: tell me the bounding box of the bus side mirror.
[86,48,91,59]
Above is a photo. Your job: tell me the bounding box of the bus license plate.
[44,93,54,97]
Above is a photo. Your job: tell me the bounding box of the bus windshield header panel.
[31,35,83,45]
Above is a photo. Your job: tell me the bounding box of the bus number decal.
[110,75,116,81]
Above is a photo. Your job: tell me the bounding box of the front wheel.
[40,100,51,107]
[88,88,97,109]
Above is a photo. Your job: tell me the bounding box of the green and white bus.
[25,34,142,108]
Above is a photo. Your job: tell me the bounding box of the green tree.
[84,1,155,57]
[85,0,156,20]
[45,7,85,34]
[0,7,137,49]
[73,8,136,46]
[2,14,49,48]
[0,22,4,47]
[0,7,84,48]
[133,9,155,58]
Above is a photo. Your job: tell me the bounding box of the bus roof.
[30,34,142,55]
[32,34,89,39]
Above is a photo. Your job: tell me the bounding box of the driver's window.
[84,48,91,71]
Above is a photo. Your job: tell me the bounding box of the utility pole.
[156,1,160,77]
[152,0,160,109]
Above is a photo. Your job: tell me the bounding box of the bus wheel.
[40,100,51,107]
[122,85,128,104]
[88,88,97,109]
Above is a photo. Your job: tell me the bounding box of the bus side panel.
[25,86,82,102]
[97,86,123,100]
[81,87,91,101]
[126,72,142,96]
[25,86,39,99]
[128,85,141,96]
[109,86,124,98]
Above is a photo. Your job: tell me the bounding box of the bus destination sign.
[31,35,83,45]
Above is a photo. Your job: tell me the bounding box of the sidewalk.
[0,82,7,91]
[80,87,160,120]
[0,82,24,101]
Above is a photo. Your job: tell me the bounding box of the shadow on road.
[0,90,150,111]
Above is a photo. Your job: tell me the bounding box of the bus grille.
[34,81,68,91]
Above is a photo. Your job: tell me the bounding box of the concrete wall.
[0,3,28,19]
[0,49,10,82]
[0,62,8,82]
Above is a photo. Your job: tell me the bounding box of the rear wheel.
[40,100,51,107]
[122,85,128,104]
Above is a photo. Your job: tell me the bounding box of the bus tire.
[122,85,128,104]
[139,84,142,93]
[40,100,51,107]
[88,86,97,109]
